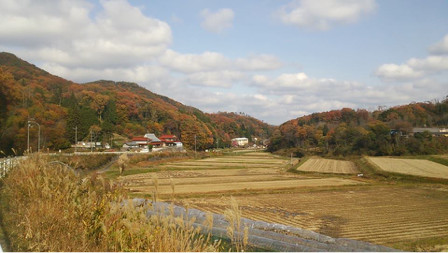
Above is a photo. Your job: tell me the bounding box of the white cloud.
[0,0,92,47]
[0,0,172,69]
[200,8,234,33]
[186,71,245,88]
[376,56,448,82]
[159,49,230,73]
[252,72,362,93]
[41,63,170,85]
[276,0,376,30]
[159,50,282,74]
[235,54,283,71]
[375,64,423,81]
[247,71,447,124]
[429,34,448,55]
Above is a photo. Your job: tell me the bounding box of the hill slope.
[0,52,273,155]
[269,100,448,156]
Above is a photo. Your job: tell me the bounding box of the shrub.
[51,154,116,170]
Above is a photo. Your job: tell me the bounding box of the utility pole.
[74,126,77,153]
[27,119,40,153]
[27,122,30,154]
[90,130,93,152]
[37,122,40,152]
[194,134,197,158]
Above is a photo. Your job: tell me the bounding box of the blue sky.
[1,0,447,124]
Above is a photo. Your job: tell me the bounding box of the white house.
[231,137,249,147]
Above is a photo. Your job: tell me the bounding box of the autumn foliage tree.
[269,98,448,156]
[0,53,274,156]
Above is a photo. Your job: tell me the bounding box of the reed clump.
[117,153,129,175]
[224,197,249,252]
[0,154,220,252]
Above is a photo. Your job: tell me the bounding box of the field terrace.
[120,152,364,196]
[116,151,448,251]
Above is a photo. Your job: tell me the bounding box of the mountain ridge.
[0,52,274,155]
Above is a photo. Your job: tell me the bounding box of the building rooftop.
[144,133,161,142]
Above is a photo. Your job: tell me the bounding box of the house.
[131,137,151,147]
[144,133,163,147]
[231,137,249,147]
[123,133,184,151]
[159,135,179,147]
[412,127,448,137]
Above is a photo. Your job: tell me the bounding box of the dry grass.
[117,153,129,175]
[0,154,221,252]
[224,197,248,252]
[367,157,448,179]
[298,157,359,174]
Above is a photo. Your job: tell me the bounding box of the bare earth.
[298,157,359,174]
[367,157,448,179]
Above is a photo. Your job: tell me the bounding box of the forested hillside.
[0,52,273,156]
[269,99,448,156]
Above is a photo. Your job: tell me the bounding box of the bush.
[0,154,220,252]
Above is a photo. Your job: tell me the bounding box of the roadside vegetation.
[0,154,223,252]
[49,153,117,171]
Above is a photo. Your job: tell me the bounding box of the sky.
[1,0,447,125]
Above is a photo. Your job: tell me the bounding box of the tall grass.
[224,197,248,252]
[0,154,220,252]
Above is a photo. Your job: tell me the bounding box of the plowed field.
[367,157,448,179]
[298,157,358,174]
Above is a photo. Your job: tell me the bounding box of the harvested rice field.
[115,151,448,251]
[120,152,363,195]
[297,157,359,174]
[183,185,448,251]
[124,174,362,195]
[367,156,448,179]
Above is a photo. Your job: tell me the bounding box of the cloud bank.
[0,0,446,125]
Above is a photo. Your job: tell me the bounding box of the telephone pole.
[74,126,77,153]
[27,119,40,153]
[90,130,93,152]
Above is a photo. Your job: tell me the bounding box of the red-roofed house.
[159,135,179,147]
[131,137,151,147]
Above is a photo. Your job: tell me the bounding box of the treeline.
[0,52,273,156]
[269,98,448,156]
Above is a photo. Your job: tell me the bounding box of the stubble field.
[297,157,359,174]
[367,156,448,179]
[121,152,363,195]
[117,151,448,251]
[184,185,448,250]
